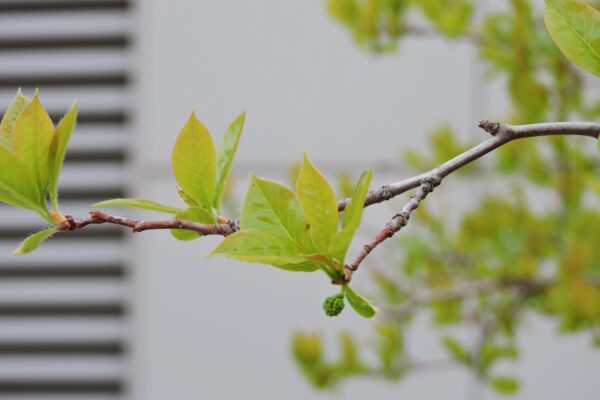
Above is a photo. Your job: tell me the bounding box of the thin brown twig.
[58,211,239,236]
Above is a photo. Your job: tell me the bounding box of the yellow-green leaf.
[545,0,600,77]
[329,169,372,263]
[210,229,318,271]
[343,284,378,318]
[490,376,520,395]
[0,145,43,213]
[92,198,182,214]
[177,188,199,207]
[170,206,215,241]
[0,89,30,149]
[172,113,216,209]
[48,102,77,211]
[241,175,314,251]
[12,93,55,198]
[213,112,245,211]
[296,154,338,258]
[12,228,59,256]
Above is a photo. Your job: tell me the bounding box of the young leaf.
[172,113,216,210]
[241,175,314,251]
[489,376,520,395]
[210,229,318,271]
[545,0,600,77]
[11,93,55,198]
[0,145,43,213]
[0,89,30,149]
[296,154,338,257]
[92,198,182,214]
[177,188,199,207]
[170,206,215,241]
[48,102,78,211]
[12,228,59,256]
[343,285,378,318]
[441,336,471,365]
[213,112,245,211]
[329,169,372,263]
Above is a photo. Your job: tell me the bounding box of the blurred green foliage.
[293,0,600,394]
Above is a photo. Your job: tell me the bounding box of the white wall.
[130,1,600,399]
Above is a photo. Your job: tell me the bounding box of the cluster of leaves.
[0,94,380,317]
[0,90,77,254]
[292,0,600,395]
[211,155,377,318]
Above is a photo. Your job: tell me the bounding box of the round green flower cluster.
[323,293,345,317]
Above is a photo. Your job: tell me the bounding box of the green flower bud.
[323,293,345,317]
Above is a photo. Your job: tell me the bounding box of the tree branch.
[58,211,239,236]
[341,121,600,277]
[337,121,600,212]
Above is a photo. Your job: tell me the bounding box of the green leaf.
[172,112,216,210]
[210,229,318,271]
[0,89,30,149]
[12,228,59,256]
[92,198,182,214]
[170,206,215,241]
[11,93,55,200]
[441,336,471,365]
[213,112,245,212]
[296,154,338,258]
[0,145,44,213]
[490,376,520,395]
[48,102,77,211]
[545,0,600,77]
[329,169,372,263]
[343,285,378,318]
[241,175,314,251]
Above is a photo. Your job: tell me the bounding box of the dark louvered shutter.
[0,1,131,398]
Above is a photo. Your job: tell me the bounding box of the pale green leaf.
[296,154,338,257]
[213,112,245,211]
[329,169,372,263]
[170,206,215,241]
[210,229,318,271]
[241,175,314,251]
[92,198,182,214]
[0,145,44,213]
[0,89,30,149]
[48,102,77,211]
[12,228,59,256]
[441,336,471,364]
[172,113,216,209]
[545,0,600,77]
[12,93,55,198]
[343,285,378,318]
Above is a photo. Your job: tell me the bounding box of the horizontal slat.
[0,74,127,87]
[0,317,124,343]
[0,36,128,51]
[0,49,129,75]
[0,240,125,267]
[0,0,128,13]
[0,380,121,394]
[0,304,123,317]
[0,395,120,400]
[59,162,128,190]
[0,11,129,38]
[0,266,124,279]
[0,342,122,355]
[0,355,124,380]
[0,278,126,304]
[0,87,129,114]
